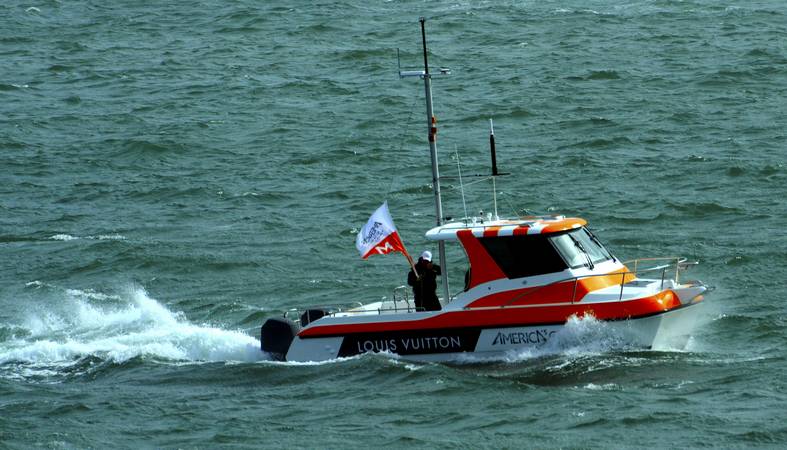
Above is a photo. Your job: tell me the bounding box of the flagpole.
[403,249,418,278]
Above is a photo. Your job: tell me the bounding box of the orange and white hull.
[275,281,705,363]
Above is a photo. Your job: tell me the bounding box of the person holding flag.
[355,202,441,311]
[407,250,442,311]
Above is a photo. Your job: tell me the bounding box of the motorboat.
[259,19,707,363]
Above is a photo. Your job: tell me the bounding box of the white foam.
[48,234,127,242]
[50,234,78,241]
[550,314,627,352]
[583,383,619,391]
[65,288,120,301]
[1,287,267,370]
[91,234,127,240]
[454,314,630,364]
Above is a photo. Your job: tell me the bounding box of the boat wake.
[0,285,267,381]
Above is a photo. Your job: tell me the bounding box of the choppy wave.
[0,286,266,381]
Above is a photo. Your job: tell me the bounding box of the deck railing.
[284,286,422,323]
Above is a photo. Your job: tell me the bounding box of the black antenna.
[489,119,498,176]
[489,119,509,176]
[420,17,429,76]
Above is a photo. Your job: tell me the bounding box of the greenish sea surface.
[2,1,786,448]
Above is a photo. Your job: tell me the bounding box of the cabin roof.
[425,215,587,241]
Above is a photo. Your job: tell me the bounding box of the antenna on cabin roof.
[488,119,510,220]
[490,119,499,176]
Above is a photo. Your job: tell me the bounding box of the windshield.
[549,228,613,269]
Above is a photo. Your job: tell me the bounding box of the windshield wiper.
[569,234,594,270]
[586,229,616,262]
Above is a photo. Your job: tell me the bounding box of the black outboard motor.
[260,317,299,361]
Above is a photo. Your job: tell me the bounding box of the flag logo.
[356,202,409,260]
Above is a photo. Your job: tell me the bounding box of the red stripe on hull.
[299,290,681,338]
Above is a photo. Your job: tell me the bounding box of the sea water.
[2,1,786,447]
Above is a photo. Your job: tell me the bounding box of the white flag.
[355,201,409,260]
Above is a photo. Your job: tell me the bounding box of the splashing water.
[538,314,630,355]
[0,286,267,379]
[454,314,634,365]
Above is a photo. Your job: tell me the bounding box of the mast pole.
[419,17,451,304]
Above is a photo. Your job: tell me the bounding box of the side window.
[478,235,568,279]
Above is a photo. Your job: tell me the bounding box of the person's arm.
[433,264,441,275]
[407,270,416,286]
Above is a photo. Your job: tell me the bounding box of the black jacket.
[407,259,442,311]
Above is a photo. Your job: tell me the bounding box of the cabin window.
[550,234,587,268]
[478,235,568,279]
[549,228,613,269]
